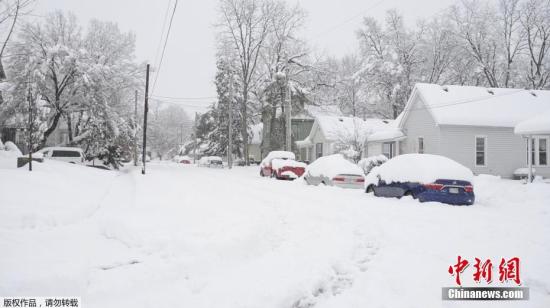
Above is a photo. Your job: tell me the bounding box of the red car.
[260,151,306,180]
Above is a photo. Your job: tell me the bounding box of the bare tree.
[218,0,273,164]
[521,0,550,89]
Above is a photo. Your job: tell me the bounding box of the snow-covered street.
[1,161,549,307]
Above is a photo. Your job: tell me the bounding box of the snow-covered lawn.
[1,160,549,307]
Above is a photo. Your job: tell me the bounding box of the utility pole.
[193,112,198,164]
[27,84,33,172]
[134,89,138,166]
[142,64,150,175]
[228,74,234,169]
[285,76,292,152]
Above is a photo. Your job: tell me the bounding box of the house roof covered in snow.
[398,83,550,128]
[514,111,550,135]
[293,104,343,120]
[297,116,392,147]
[366,112,405,143]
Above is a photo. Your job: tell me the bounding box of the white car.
[36,147,85,164]
[198,156,224,168]
[304,154,365,189]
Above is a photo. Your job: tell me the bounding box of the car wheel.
[403,190,413,198]
[366,185,374,194]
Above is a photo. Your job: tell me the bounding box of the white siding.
[367,142,383,157]
[400,97,441,155]
[438,126,550,178]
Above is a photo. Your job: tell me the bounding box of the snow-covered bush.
[3,141,22,156]
[358,155,388,175]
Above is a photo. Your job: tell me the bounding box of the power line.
[151,0,179,96]
[152,0,172,70]
[310,0,387,41]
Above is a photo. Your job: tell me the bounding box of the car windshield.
[52,150,81,157]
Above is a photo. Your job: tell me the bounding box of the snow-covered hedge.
[3,141,22,156]
[358,155,388,175]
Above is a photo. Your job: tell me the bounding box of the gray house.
[366,83,550,178]
[297,116,392,162]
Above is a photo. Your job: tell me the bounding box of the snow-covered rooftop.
[317,116,391,141]
[297,116,393,147]
[367,128,405,142]
[401,83,550,128]
[293,104,343,120]
[514,111,550,135]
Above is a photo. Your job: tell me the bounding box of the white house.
[248,123,263,162]
[366,83,550,178]
[296,116,392,161]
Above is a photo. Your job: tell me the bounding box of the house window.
[315,143,323,158]
[539,138,547,166]
[475,136,486,166]
[382,142,394,159]
[418,137,424,154]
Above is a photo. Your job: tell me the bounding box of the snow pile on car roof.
[261,151,295,165]
[306,154,363,178]
[366,154,474,184]
[272,158,306,169]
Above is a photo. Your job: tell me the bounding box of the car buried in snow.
[34,147,85,164]
[173,155,192,164]
[198,156,224,168]
[260,151,306,180]
[303,154,365,189]
[365,154,475,205]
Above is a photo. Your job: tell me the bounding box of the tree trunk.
[66,113,73,144]
[242,88,249,165]
[40,111,62,148]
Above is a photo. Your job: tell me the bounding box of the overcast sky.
[33,0,455,114]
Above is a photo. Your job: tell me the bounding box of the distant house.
[248,123,263,161]
[297,116,392,162]
[366,83,550,178]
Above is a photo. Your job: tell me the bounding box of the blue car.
[366,178,474,205]
[364,154,475,206]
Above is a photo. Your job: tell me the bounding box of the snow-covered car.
[36,147,85,164]
[270,158,306,180]
[303,154,365,189]
[358,155,388,175]
[198,156,224,168]
[173,155,192,164]
[260,151,305,180]
[365,154,475,205]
